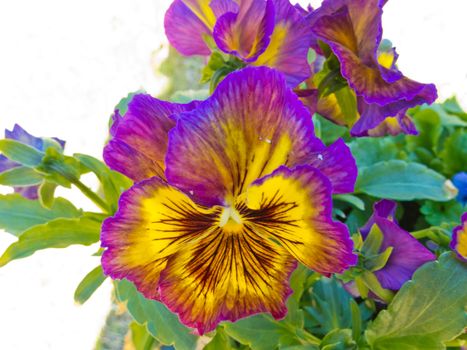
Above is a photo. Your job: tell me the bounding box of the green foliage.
[439,129,467,176]
[0,194,81,236]
[356,160,452,201]
[74,265,107,304]
[0,166,43,186]
[0,139,44,166]
[116,279,197,350]
[420,200,464,227]
[304,278,370,338]
[127,322,158,350]
[349,138,401,169]
[74,154,132,214]
[0,215,102,266]
[224,266,321,349]
[320,329,356,350]
[365,253,467,349]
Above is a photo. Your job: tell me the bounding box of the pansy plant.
[164,0,314,87]
[101,67,357,334]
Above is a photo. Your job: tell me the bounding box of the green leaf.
[420,200,464,227]
[0,139,44,167]
[320,329,356,350]
[334,194,365,211]
[304,278,354,336]
[223,314,301,350]
[0,166,43,186]
[349,138,400,169]
[406,109,442,153]
[170,89,209,103]
[116,279,197,350]
[127,322,158,350]
[365,253,467,350]
[0,216,101,266]
[0,194,81,236]
[74,154,132,213]
[204,327,236,350]
[355,160,452,201]
[38,181,58,208]
[74,265,107,304]
[439,129,467,176]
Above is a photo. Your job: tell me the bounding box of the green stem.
[296,328,321,346]
[411,227,451,246]
[71,178,110,213]
[49,163,110,214]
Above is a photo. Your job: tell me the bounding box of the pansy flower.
[360,200,436,290]
[306,0,437,136]
[450,213,467,261]
[452,172,467,206]
[101,67,357,334]
[164,0,313,86]
[0,124,65,199]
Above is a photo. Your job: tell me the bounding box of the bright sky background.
[0,0,466,349]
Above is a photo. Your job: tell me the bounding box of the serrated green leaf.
[356,160,451,201]
[0,194,81,236]
[420,200,464,227]
[0,166,43,186]
[0,139,44,167]
[74,265,107,304]
[406,109,442,153]
[0,216,101,266]
[116,279,197,350]
[439,129,467,176]
[320,329,356,350]
[365,253,467,350]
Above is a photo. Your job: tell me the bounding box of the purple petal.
[104,93,199,182]
[253,0,314,87]
[5,124,43,150]
[213,0,275,62]
[374,219,436,290]
[165,67,324,207]
[209,0,239,17]
[164,0,212,56]
[361,200,436,290]
[297,138,357,194]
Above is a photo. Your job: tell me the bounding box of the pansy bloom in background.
[452,172,467,206]
[101,67,357,334]
[346,200,436,299]
[0,124,65,199]
[450,213,467,261]
[304,0,437,136]
[164,0,313,86]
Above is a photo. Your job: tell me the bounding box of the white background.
[0,0,466,349]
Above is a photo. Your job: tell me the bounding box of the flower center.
[219,206,243,230]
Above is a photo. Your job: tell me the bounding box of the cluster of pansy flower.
[164,0,437,136]
[97,0,465,336]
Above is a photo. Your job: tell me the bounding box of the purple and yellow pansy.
[360,200,436,291]
[0,125,65,200]
[305,0,437,136]
[101,67,357,334]
[164,0,313,87]
[451,213,467,261]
